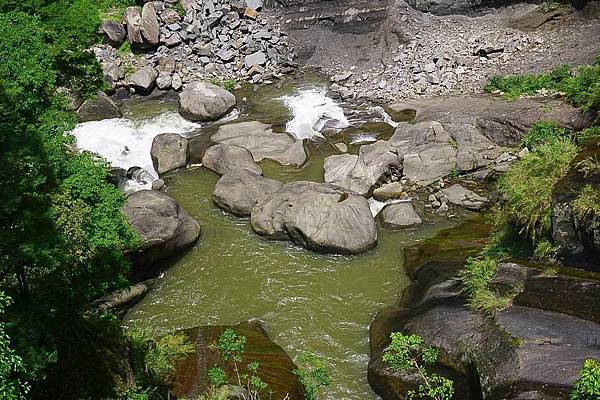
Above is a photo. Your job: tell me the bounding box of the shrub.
[293,351,332,400]
[484,59,600,111]
[572,185,600,219]
[460,257,511,314]
[496,135,578,240]
[533,239,558,263]
[382,333,454,400]
[578,126,600,143]
[570,358,600,400]
[127,329,194,387]
[521,121,569,150]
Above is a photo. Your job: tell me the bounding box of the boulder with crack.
[324,140,403,196]
[251,181,377,254]
[212,121,306,166]
[202,144,263,176]
[213,168,283,216]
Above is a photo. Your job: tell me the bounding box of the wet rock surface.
[173,320,304,400]
[368,232,600,400]
[123,190,200,272]
[251,181,378,254]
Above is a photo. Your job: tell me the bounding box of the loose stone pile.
[97,0,297,93]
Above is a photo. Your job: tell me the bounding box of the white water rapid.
[281,89,350,140]
[72,111,201,191]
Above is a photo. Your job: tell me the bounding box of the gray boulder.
[251,181,377,254]
[141,2,160,46]
[212,121,306,166]
[202,144,262,176]
[123,190,200,265]
[213,168,283,216]
[373,182,404,201]
[76,92,122,123]
[128,66,158,93]
[324,140,402,196]
[380,202,422,229]
[123,7,143,46]
[99,20,126,47]
[436,184,488,210]
[178,81,236,122]
[150,133,189,175]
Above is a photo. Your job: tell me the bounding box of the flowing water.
[74,76,470,399]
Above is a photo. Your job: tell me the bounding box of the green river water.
[123,79,468,399]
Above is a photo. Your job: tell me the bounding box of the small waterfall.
[281,89,350,140]
[72,111,201,191]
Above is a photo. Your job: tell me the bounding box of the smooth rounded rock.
[178,81,236,122]
[380,202,422,229]
[150,133,189,175]
[202,144,262,176]
[213,168,283,216]
[251,181,377,254]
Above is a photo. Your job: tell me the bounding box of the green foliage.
[382,333,454,400]
[521,121,569,150]
[173,1,186,17]
[216,328,246,362]
[460,257,511,314]
[207,329,269,400]
[0,5,140,397]
[570,358,600,400]
[210,78,238,92]
[293,351,332,400]
[573,185,600,220]
[484,59,600,111]
[578,126,600,143]
[533,239,558,263]
[496,134,578,240]
[127,329,194,387]
[576,156,600,177]
[0,293,29,400]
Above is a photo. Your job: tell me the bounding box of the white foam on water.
[368,197,413,217]
[281,89,350,140]
[367,105,399,128]
[71,111,201,191]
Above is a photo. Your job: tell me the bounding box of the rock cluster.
[97,0,297,93]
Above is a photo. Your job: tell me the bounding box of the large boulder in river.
[251,181,377,254]
[212,121,307,166]
[369,257,600,400]
[172,320,304,400]
[150,133,189,176]
[128,65,158,94]
[123,190,200,269]
[324,140,403,196]
[178,81,236,122]
[76,92,122,123]
[202,144,263,176]
[380,202,422,229]
[213,168,283,216]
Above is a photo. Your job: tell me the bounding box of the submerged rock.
[212,121,306,166]
[380,202,422,229]
[172,320,304,400]
[123,190,200,271]
[178,81,236,122]
[150,133,189,176]
[251,181,377,254]
[76,92,122,123]
[213,168,283,216]
[202,143,262,176]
